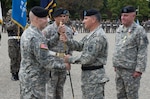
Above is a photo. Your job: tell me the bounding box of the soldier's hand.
[64,54,71,63]
[133,71,142,78]
[58,21,65,35]
[65,63,71,70]
[60,34,67,42]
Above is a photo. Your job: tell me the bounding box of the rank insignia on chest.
[123,36,127,43]
[122,29,132,43]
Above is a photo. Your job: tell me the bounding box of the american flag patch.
[40,43,48,50]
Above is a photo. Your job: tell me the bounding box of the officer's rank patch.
[88,45,93,52]
[40,43,48,50]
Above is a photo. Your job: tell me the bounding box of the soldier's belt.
[8,36,20,40]
[56,52,65,58]
[81,65,103,71]
[49,51,65,58]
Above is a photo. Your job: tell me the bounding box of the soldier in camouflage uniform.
[60,9,109,99]
[5,9,23,81]
[19,6,70,99]
[64,10,78,35]
[112,5,149,99]
[42,8,73,99]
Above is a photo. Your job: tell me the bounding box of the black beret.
[52,8,66,17]
[31,6,48,18]
[121,5,136,13]
[83,9,99,16]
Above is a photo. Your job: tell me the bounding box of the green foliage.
[56,0,104,19]
[1,0,12,16]
[1,0,150,20]
[108,0,150,20]
[102,14,108,20]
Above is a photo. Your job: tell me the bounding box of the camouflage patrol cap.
[31,6,49,18]
[121,5,136,13]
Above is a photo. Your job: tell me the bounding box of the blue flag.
[12,0,27,29]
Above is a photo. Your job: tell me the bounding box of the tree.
[56,0,104,19]
[1,0,40,17]
[1,0,150,20]
[108,0,150,21]
[1,0,12,16]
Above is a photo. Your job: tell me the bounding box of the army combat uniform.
[5,12,23,80]
[43,21,73,99]
[66,25,109,99]
[113,22,149,99]
[19,25,67,99]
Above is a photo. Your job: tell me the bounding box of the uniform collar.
[122,22,137,33]
[87,25,101,39]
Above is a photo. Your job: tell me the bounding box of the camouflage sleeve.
[46,33,59,48]
[42,26,59,48]
[66,36,87,51]
[136,28,149,72]
[69,37,104,64]
[66,29,74,55]
[31,37,66,70]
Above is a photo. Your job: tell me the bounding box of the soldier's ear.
[91,16,96,23]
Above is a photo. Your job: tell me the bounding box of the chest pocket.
[45,30,57,39]
[83,36,98,55]
[124,32,138,48]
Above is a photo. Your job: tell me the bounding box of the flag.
[40,0,56,9]
[40,0,57,19]
[0,1,3,24]
[12,0,27,29]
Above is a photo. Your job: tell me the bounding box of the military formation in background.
[1,16,150,35]
[65,19,150,33]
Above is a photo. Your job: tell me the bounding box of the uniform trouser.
[81,83,105,99]
[20,81,47,99]
[115,68,141,99]
[8,39,21,73]
[47,69,67,99]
